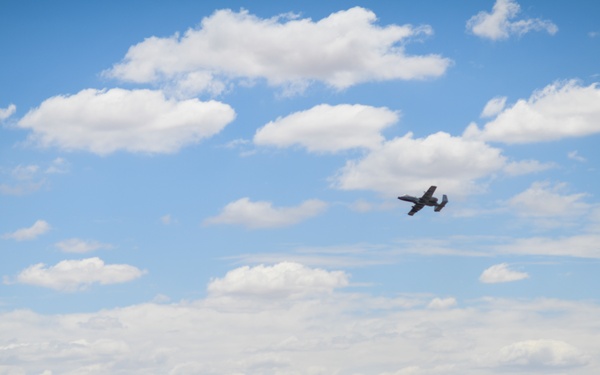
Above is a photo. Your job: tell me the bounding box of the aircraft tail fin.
[434,195,448,212]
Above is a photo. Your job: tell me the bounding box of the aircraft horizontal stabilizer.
[434,194,448,212]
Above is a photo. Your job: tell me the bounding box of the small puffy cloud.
[204,197,327,229]
[496,339,589,369]
[427,297,457,310]
[45,158,70,174]
[508,181,589,217]
[466,0,557,41]
[0,103,16,121]
[464,81,600,143]
[55,238,114,253]
[332,132,507,197]
[479,263,529,284]
[105,8,451,94]
[18,88,235,155]
[13,257,146,292]
[254,104,398,153]
[207,262,349,297]
[2,220,50,241]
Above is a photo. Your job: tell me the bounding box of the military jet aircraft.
[398,185,448,216]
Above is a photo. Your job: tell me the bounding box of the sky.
[1,0,600,373]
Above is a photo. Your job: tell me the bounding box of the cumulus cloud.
[0,103,16,121]
[254,104,398,153]
[479,263,529,283]
[2,220,50,241]
[207,262,349,297]
[17,88,235,155]
[464,81,600,143]
[331,132,508,197]
[105,8,451,94]
[13,257,146,292]
[496,339,589,369]
[204,197,327,229]
[55,238,114,253]
[466,0,558,41]
[508,181,589,217]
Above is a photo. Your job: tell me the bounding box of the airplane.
[398,185,448,216]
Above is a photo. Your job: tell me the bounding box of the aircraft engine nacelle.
[430,197,438,204]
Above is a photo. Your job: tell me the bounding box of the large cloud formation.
[332,132,511,197]
[18,88,235,155]
[254,104,398,153]
[465,81,600,143]
[105,7,451,94]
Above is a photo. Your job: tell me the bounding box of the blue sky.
[1,0,600,373]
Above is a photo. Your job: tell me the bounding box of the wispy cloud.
[55,238,114,253]
[466,0,558,41]
[2,220,50,241]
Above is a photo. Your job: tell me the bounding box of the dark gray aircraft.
[398,185,448,216]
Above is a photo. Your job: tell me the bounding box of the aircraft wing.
[421,185,437,200]
[408,204,424,216]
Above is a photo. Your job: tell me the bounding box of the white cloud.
[466,0,558,41]
[464,81,600,143]
[332,132,507,197]
[204,197,327,229]
[18,88,235,155]
[2,220,50,241]
[0,295,599,374]
[207,262,349,297]
[568,150,587,162]
[254,104,398,153]
[479,263,529,283]
[13,257,146,292]
[105,8,451,94]
[427,297,457,310]
[45,157,70,174]
[497,234,600,258]
[0,103,16,121]
[508,181,590,217]
[495,339,589,369]
[480,96,506,118]
[55,238,114,253]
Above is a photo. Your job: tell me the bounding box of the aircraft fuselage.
[398,194,439,206]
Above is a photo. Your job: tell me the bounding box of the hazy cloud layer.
[254,104,398,152]
[18,88,235,155]
[465,81,600,143]
[204,197,328,229]
[479,263,529,283]
[12,257,146,292]
[106,7,451,94]
[466,0,558,40]
[2,220,50,241]
[0,284,597,374]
